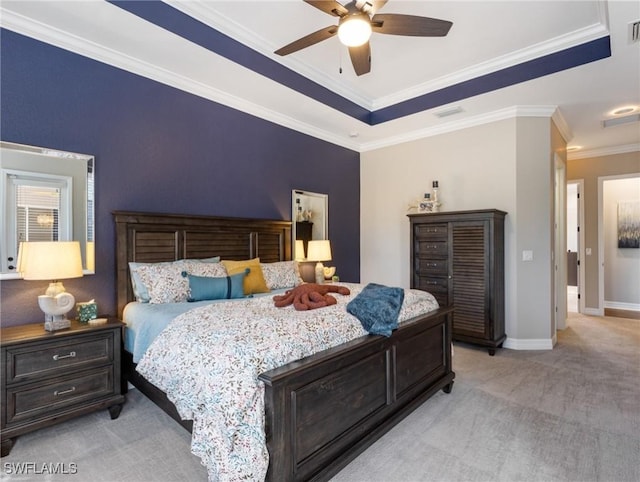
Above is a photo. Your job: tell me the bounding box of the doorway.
[555,155,567,333]
[566,181,582,313]
[599,174,640,317]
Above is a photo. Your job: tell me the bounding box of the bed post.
[262,376,292,482]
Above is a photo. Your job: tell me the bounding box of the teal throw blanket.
[347,283,405,337]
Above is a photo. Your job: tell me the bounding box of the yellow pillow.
[221,258,270,295]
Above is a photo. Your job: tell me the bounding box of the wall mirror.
[0,141,95,279]
[292,190,328,261]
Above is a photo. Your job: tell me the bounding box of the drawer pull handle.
[53,351,76,361]
[54,386,76,396]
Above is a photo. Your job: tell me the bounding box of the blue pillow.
[182,269,248,302]
[195,256,221,263]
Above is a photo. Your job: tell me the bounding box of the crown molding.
[359,105,558,152]
[568,143,640,160]
[551,108,573,144]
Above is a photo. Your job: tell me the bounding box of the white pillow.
[261,261,303,290]
[134,259,226,303]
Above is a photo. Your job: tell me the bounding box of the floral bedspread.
[135,283,438,481]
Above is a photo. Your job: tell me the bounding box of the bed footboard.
[260,306,454,482]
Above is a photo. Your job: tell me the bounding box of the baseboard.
[503,337,554,350]
[583,307,603,316]
[604,301,640,311]
[604,308,640,320]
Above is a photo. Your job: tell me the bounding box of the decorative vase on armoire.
[408,209,507,355]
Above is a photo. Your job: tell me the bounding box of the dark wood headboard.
[113,211,292,317]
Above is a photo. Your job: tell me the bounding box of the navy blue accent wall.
[0,29,360,327]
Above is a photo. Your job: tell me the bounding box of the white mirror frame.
[0,141,95,279]
[292,190,328,261]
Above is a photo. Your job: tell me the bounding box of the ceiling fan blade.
[372,13,453,37]
[304,0,349,17]
[348,42,371,76]
[275,25,338,56]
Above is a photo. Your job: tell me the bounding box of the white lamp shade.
[18,241,84,280]
[295,240,306,261]
[307,240,332,262]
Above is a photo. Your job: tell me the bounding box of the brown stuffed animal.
[273,283,351,311]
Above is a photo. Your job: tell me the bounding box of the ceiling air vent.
[434,106,464,118]
[630,20,640,43]
[602,113,640,128]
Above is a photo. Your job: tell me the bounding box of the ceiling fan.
[274,0,453,76]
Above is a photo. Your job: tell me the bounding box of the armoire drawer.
[415,224,447,239]
[415,276,448,293]
[415,258,448,275]
[415,240,448,257]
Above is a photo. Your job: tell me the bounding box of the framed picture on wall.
[617,200,640,249]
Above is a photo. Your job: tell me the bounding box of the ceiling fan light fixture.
[338,13,372,47]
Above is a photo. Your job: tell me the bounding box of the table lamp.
[18,241,84,331]
[294,239,306,261]
[306,240,332,284]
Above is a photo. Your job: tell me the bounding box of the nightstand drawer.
[6,333,114,384]
[5,367,114,426]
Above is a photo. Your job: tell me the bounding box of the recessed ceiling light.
[567,146,582,152]
[611,106,637,116]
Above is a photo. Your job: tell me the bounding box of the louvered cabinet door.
[450,222,490,339]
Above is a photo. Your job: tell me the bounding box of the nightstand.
[1,318,125,457]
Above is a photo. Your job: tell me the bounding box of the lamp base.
[314,262,325,284]
[38,292,75,331]
[44,315,71,332]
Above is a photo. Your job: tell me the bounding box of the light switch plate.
[522,250,533,261]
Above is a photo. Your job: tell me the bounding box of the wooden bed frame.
[114,211,455,482]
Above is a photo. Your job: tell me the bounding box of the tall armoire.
[409,209,507,355]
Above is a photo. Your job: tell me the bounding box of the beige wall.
[567,150,640,311]
[361,114,560,346]
[513,117,557,340]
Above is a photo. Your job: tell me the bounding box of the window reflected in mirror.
[1,141,95,279]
